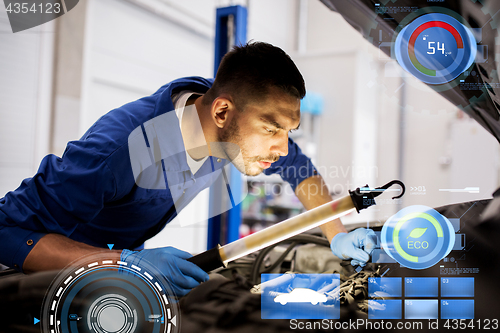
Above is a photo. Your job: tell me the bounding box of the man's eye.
[265,128,274,133]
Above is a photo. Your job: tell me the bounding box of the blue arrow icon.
[34,318,40,325]
[107,244,114,250]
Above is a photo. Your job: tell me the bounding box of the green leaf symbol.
[407,227,427,239]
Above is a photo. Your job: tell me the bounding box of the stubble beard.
[217,118,267,176]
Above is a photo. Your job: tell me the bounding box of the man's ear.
[211,96,235,129]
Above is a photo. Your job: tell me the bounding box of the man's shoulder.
[154,76,214,96]
[75,76,214,159]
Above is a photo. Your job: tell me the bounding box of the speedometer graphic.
[40,253,180,333]
[395,13,477,85]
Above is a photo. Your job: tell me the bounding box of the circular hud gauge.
[395,13,477,85]
[381,205,455,270]
[41,254,179,333]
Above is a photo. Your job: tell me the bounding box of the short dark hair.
[204,41,306,109]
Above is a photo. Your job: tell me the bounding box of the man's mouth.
[258,161,273,169]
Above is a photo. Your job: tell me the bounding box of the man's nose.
[271,132,289,157]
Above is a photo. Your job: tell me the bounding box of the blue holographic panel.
[405,299,439,319]
[441,300,474,319]
[441,277,474,297]
[405,277,438,297]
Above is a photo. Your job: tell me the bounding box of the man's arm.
[23,233,209,297]
[23,234,121,273]
[265,138,376,265]
[0,142,118,272]
[295,175,377,266]
[294,175,347,242]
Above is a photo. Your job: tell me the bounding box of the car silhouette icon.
[273,288,328,305]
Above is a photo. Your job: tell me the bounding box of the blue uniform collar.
[152,76,221,177]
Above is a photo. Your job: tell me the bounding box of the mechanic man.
[0,42,376,297]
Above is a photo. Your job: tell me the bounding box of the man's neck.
[193,95,218,157]
[180,95,209,161]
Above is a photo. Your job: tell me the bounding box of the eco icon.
[381,205,455,269]
[407,228,427,239]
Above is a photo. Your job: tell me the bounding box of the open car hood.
[321,0,500,143]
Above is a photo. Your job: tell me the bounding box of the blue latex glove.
[121,247,209,297]
[330,228,377,267]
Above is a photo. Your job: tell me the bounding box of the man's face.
[218,87,301,176]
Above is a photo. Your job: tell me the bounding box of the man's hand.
[294,176,377,267]
[330,228,377,267]
[121,247,209,297]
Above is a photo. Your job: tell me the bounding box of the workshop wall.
[0,6,54,197]
[79,0,214,134]
[51,1,87,158]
